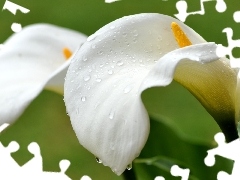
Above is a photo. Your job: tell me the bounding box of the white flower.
[64,13,237,175]
[0,23,87,124]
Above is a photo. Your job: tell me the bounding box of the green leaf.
[142,81,221,143]
[133,114,233,179]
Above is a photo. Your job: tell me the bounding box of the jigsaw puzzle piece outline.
[204,132,240,180]
[174,0,227,22]
[216,27,240,68]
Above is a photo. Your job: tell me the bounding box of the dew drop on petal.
[127,163,132,170]
[109,111,115,119]
[112,167,117,173]
[92,44,96,49]
[84,75,91,81]
[96,157,102,163]
[122,32,127,37]
[133,38,137,43]
[158,35,162,41]
[83,57,88,62]
[110,25,115,29]
[108,70,113,75]
[81,96,86,102]
[94,102,100,109]
[124,84,133,94]
[77,84,81,89]
[117,61,124,66]
[133,30,138,37]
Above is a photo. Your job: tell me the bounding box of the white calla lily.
[0,23,87,124]
[64,13,237,175]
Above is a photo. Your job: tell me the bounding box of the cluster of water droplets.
[95,157,132,172]
[66,14,178,176]
[67,14,174,115]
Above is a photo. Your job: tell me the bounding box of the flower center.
[63,48,72,60]
[170,22,238,142]
[171,22,192,48]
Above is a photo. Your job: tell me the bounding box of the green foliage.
[134,115,233,179]
[1,0,239,179]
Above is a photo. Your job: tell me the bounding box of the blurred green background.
[0,0,239,179]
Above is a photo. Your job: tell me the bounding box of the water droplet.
[110,25,115,29]
[124,84,133,94]
[81,96,86,102]
[108,70,113,75]
[109,111,115,119]
[96,157,102,163]
[122,32,127,37]
[96,78,102,82]
[132,30,138,37]
[158,36,162,41]
[112,167,117,173]
[83,57,88,62]
[94,102,100,109]
[117,61,124,66]
[98,51,103,55]
[84,75,91,81]
[92,44,96,49]
[127,163,132,170]
[77,84,81,89]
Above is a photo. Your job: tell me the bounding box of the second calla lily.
[0,24,87,124]
[64,13,238,175]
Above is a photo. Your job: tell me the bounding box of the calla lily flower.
[0,24,87,124]
[64,13,238,175]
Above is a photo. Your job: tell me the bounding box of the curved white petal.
[0,24,87,124]
[64,13,221,175]
[140,43,219,91]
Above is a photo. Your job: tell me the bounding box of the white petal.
[0,24,87,124]
[140,43,220,90]
[64,13,213,175]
